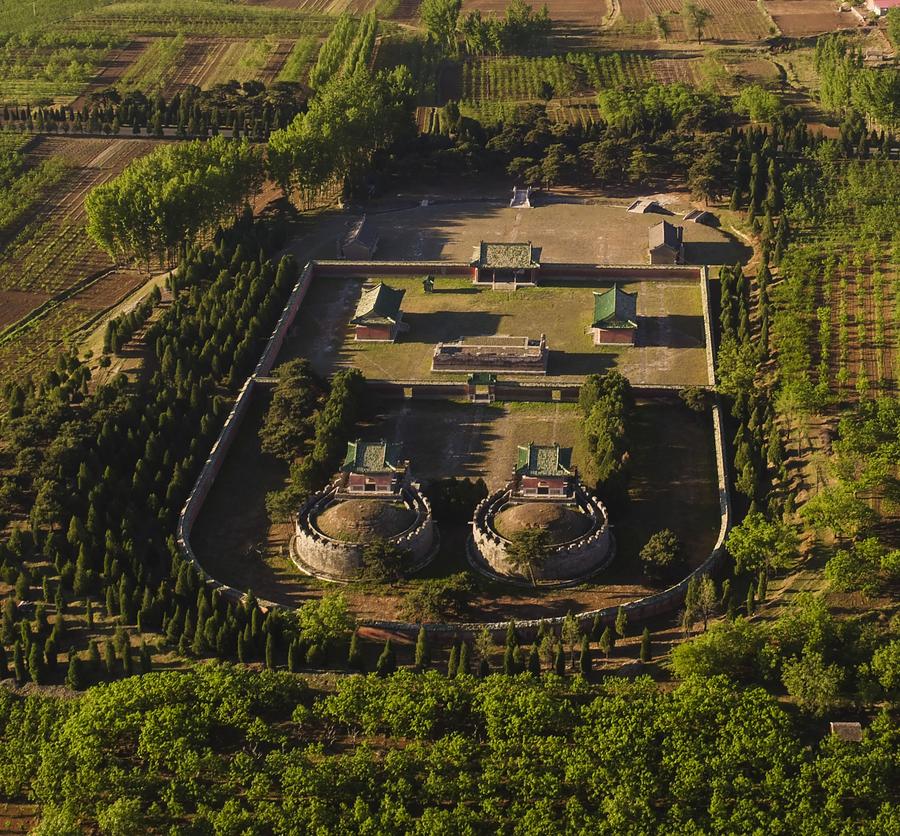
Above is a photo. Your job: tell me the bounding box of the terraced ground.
[0,136,159,388]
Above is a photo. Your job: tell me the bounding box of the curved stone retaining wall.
[178,257,731,632]
[291,485,436,581]
[470,485,612,582]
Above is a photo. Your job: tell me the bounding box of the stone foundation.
[292,484,436,581]
[470,483,612,584]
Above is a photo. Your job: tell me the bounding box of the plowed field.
[765,0,858,37]
[619,0,771,42]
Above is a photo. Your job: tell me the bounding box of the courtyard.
[282,275,710,386]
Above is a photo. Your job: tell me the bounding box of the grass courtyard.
[283,275,709,386]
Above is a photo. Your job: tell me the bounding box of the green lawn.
[286,275,709,386]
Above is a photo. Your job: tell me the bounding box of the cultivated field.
[765,0,859,37]
[282,274,709,385]
[618,0,772,43]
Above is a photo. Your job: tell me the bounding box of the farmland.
[617,0,773,43]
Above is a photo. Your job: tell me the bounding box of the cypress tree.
[579,634,591,676]
[0,644,6,677]
[139,640,152,674]
[66,654,84,690]
[599,626,613,658]
[615,607,628,639]
[348,629,364,671]
[375,639,395,677]
[237,630,248,663]
[13,642,26,683]
[447,644,459,678]
[43,637,57,672]
[591,613,602,640]
[85,597,94,628]
[528,644,540,676]
[104,640,116,675]
[88,640,101,676]
[503,644,515,676]
[478,658,490,677]
[265,632,276,669]
[122,644,133,676]
[287,639,298,673]
[554,643,565,676]
[28,642,44,685]
[756,571,768,603]
[640,627,651,662]
[746,586,755,616]
[414,626,430,670]
[457,641,470,676]
[505,620,517,649]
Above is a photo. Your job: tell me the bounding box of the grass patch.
[203,37,274,87]
[117,34,185,93]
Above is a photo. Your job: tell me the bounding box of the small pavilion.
[341,439,408,494]
[471,241,540,286]
[350,283,405,342]
[514,443,575,497]
[591,284,638,345]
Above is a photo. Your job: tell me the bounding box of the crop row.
[275,36,319,84]
[309,13,357,89]
[118,34,186,94]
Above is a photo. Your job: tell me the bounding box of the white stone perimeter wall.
[293,486,435,581]
[471,486,612,582]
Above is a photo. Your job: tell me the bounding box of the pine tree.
[640,627,651,662]
[447,644,459,677]
[457,641,470,676]
[579,634,592,676]
[375,638,395,677]
[348,629,364,672]
[599,626,613,659]
[66,654,84,690]
[414,626,430,671]
[265,632,276,669]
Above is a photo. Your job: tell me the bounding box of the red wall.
[520,475,570,494]
[348,473,394,492]
[593,328,635,345]
[355,324,393,341]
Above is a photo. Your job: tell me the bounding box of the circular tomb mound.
[315,499,416,543]
[493,502,592,545]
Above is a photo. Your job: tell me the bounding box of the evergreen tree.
[554,643,565,676]
[579,634,592,676]
[85,597,94,629]
[599,626,613,658]
[265,632,276,669]
[28,642,44,685]
[757,571,768,603]
[746,586,756,616]
[615,607,628,639]
[139,641,152,674]
[348,629,364,672]
[0,644,6,677]
[122,644,133,677]
[640,627,652,662]
[527,644,540,676]
[478,657,490,677]
[503,644,516,676]
[237,631,248,663]
[414,626,430,671]
[104,640,116,676]
[66,654,84,690]
[88,640,101,677]
[505,620,517,649]
[447,644,459,677]
[287,639,299,673]
[13,642,25,683]
[375,638,396,677]
[458,641,470,676]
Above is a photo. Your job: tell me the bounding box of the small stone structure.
[432,334,548,374]
[293,483,436,581]
[649,221,684,265]
[469,481,612,584]
[510,187,533,208]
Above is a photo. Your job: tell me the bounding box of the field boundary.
[177,258,731,635]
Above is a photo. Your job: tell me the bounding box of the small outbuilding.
[829,722,863,742]
[866,0,900,15]
[592,284,638,345]
[627,198,666,214]
[350,283,405,341]
[683,209,716,226]
[341,439,408,494]
[514,443,575,497]
[649,220,684,264]
[471,241,540,285]
[340,215,379,259]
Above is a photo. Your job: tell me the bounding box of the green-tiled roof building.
[471,241,540,285]
[592,284,638,345]
[342,439,408,493]
[351,283,405,341]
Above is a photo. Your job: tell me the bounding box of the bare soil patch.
[765,0,859,37]
[0,289,49,329]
